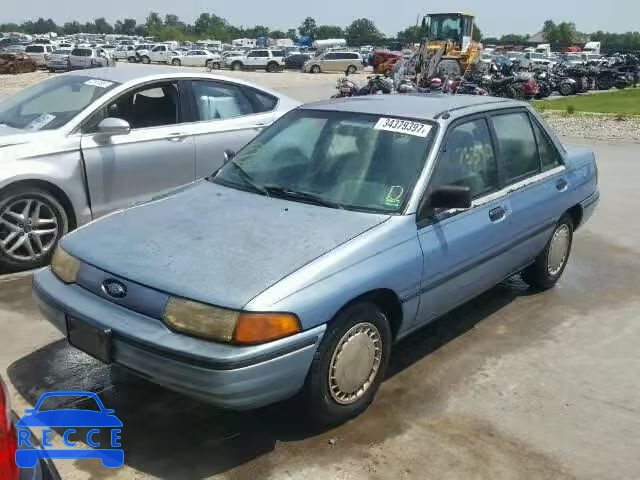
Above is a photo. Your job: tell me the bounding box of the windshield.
[428,15,463,42]
[530,53,545,59]
[212,110,436,214]
[0,75,120,131]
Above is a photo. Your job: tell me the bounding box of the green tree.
[94,17,113,34]
[557,22,576,45]
[164,14,180,27]
[499,34,529,45]
[0,22,20,32]
[345,18,384,46]
[542,19,560,44]
[315,25,344,40]
[472,23,482,42]
[482,36,500,45]
[286,28,298,42]
[120,18,137,36]
[298,17,317,38]
[134,24,147,37]
[145,11,163,34]
[396,25,422,44]
[246,25,270,38]
[270,30,287,39]
[62,21,81,34]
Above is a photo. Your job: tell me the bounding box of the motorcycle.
[332,76,360,98]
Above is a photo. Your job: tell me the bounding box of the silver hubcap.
[0,198,58,262]
[547,224,570,276]
[328,323,382,405]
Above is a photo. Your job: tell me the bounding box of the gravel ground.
[1,65,638,142]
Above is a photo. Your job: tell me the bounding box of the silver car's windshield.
[213,110,436,214]
[0,75,120,131]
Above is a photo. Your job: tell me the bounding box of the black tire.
[210,61,221,70]
[559,82,574,96]
[47,68,55,73]
[301,302,392,427]
[127,56,137,63]
[310,64,321,74]
[231,61,243,71]
[521,214,574,291]
[0,186,69,273]
[141,56,150,65]
[172,59,181,66]
[437,59,461,77]
[346,65,357,75]
[266,61,278,73]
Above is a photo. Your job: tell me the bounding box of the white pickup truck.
[224,49,285,72]
[137,44,181,64]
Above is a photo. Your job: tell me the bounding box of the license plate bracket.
[66,316,112,364]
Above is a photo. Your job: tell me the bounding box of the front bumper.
[33,268,324,410]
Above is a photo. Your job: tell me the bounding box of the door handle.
[556,179,568,191]
[166,133,188,142]
[489,206,506,222]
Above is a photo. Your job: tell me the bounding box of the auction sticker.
[25,113,56,131]
[84,79,114,88]
[374,118,431,137]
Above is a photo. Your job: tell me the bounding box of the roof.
[65,65,180,83]
[303,94,520,121]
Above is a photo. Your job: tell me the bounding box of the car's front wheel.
[172,59,181,66]
[0,186,68,272]
[302,302,391,427]
[522,214,574,290]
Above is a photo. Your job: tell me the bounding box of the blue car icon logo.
[15,391,123,469]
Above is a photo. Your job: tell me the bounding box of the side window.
[191,81,254,120]
[241,87,278,113]
[531,118,562,170]
[83,82,180,132]
[247,51,258,57]
[491,112,540,183]
[324,53,337,60]
[430,119,499,199]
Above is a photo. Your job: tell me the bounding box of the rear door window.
[491,112,541,183]
[26,45,44,53]
[191,81,255,120]
[531,118,562,171]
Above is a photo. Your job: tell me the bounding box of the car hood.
[62,181,390,309]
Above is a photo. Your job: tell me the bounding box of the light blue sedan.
[33,95,599,426]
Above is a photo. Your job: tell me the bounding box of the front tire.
[346,65,357,75]
[522,214,574,290]
[141,56,150,64]
[127,56,137,63]
[231,61,243,71]
[172,59,181,66]
[310,64,321,74]
[559,82,574,96]
[0,186,69,273]
[302,302,391,427]
[266,61,278,73]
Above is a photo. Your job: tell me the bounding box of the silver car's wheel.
[0,188,68,271]
[328,322,382,405]
[547,224,571,276]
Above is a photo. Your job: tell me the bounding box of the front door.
[187,80,279,178]
[80,81,195,218]
[414,116,515,326]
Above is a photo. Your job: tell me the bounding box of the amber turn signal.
[233,313,301,345]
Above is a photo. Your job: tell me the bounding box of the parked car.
[284,53,311,70]
[137,44,179,64]
[0,66,299,271]
[224,49,285,72]
[33,95,598,425]
[68,47,115,70]
[24,44,54,67]
[45,47,73,72]
[112,45,137,62]
[171,49,221,69]
[303,51,363,74]
[2,45,26,54]
[0,375,60,479]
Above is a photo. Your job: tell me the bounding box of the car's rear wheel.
[302,302,391,427]
[231,61,243,71]
[172,58,181,66]
[141,56,150,64]
[346,65,357,75]
[210,61,221,70]
[521,214,574,290]
[127,56,137,63]
[310,65,321,74]
[0,186,68,272]
[266,61,279,73]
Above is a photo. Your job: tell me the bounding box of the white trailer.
[312,38,347,50]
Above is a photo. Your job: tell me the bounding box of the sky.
[2,0,639,37]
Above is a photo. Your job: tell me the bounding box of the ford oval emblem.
[102,279,127,299]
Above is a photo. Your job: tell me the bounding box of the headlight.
[51,246,80,284]
[162,297,300,345]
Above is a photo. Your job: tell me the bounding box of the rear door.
[414,116,515,326]
[487,109,568,269]
[185,79,280,177]
[80,80,196,217]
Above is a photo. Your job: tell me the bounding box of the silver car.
[0,66,299,272]
[68,47,115,70]
[46,48,73,72]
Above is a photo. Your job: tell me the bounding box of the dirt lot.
[1,65,639,480]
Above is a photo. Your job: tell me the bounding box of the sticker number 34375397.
[374,117,432,138]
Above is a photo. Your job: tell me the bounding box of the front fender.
[245,216,423,336]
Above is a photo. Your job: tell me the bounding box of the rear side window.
[531,119,562,170]
[431,119,499,199]
[491,112,540,183]
[241,87,278,113]
[191,81,254,120]
[71,49,92,57]
[26,45,44,53]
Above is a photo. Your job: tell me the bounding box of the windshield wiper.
[265,187,344,210]
[226,162,269,197]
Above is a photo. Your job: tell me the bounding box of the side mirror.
[418,185,472,220]
[223,149,235,164]
[96,117,130,138]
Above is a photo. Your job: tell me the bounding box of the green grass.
[534,88,640,115]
